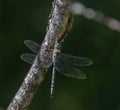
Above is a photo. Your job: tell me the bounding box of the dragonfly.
[21,40,93,98]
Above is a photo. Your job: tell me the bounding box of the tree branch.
[71,2,120,32]
[7,0,72,110]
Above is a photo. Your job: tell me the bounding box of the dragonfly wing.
[20,53,36,64]
[24,40,40,53]
[60,53,93,67]
[55,59,87,79]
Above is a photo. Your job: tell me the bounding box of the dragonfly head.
[54,43,62,49]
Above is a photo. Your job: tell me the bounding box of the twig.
[7,0,72,110]
[71,2,120,32]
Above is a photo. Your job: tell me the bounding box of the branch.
[71,2,120,32]
[7,0,72,110]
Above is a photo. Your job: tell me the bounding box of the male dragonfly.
[21,40,93,97]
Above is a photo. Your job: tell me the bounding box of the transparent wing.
[60,53,93,67]
[24,40,40,53]
[55,59,86,79]
[20,53,36,64]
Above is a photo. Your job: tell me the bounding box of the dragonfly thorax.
[53,43,62,62]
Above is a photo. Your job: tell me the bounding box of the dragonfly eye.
[54,43,62,49]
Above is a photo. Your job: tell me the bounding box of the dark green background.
[0,0,120,110]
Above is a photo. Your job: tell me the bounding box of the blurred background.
[0,0,120,110]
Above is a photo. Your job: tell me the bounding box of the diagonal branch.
[7,0,72,110]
